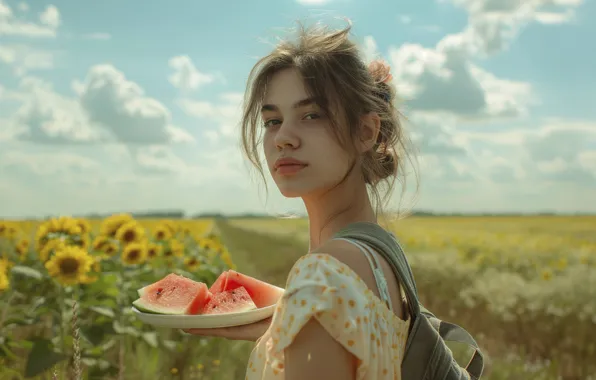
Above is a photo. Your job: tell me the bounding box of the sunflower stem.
[56,283,67,377]
[71,288,82,380]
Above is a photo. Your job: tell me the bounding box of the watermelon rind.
[132,298,186,315]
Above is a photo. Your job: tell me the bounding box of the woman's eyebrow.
[261,97,321,112]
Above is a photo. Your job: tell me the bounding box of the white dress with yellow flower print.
[245,238,411,380]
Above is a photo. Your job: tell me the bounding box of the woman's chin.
[276,184,311,199]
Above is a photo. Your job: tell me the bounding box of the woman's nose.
[274,121,300,150]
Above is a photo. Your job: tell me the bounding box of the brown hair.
[240,20,419,219]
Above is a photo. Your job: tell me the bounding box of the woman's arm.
[285,317,357,380]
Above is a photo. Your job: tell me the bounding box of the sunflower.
[45,246,94,286]
[2,226,18,241]
[0,222,7,237]
[153,225,172,241]
[39,238,67,262]
[99,213,134,238]
[169,240,185,258]
[0,256,13,273]
[0,271,9,291]
[163,221,178,235]
[115,221,145,246]
[147,243,162,260]
[92,235,110,251]
[184,256,201,271]
[15,238,29,257]
[102,242,119,257]
[221,250,236,270]
[75,219,92,234]
[34,225,50,252]
[46,216,82,236]
[121,243,148,265]
[80,256,103,284]
[70,233,90,250]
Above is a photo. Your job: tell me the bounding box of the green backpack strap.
[333,222,421,319]
[333,222,484,379]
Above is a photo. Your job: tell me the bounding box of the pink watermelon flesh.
[202,286,257,315]
[133,273,211,315]
[208,270,284,308]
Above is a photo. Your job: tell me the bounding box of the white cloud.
[6,65,195,145]
[295,0,332,5]
[39,5,60,29]
[387,33,533,119]
[449,0,585,55]
[462,120,596,185]
[81,32,111,40]
[0,44,54,76]
[0,1,60,37]
[168,55,215,92]
[0,150,100,175]
[176,92,243,139]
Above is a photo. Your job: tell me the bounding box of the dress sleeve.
[267,253,377,369]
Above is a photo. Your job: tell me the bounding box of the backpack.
[332,222,485,380]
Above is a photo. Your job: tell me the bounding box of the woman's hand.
[182,316,272,342]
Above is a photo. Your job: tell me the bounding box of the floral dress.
[245,237,411,380]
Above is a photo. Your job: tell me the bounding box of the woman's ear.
[357,112,381,153]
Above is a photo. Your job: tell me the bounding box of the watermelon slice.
[202,286,257,315]
[132,273,212,315]
[209,270,285,308]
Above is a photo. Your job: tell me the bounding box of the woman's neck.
[303,175,377,252]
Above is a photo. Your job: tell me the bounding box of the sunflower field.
[0,215,240,380]
[1,214,595,380]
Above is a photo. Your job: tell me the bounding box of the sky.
[0,0,595,218]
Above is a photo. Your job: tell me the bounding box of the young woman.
[186,21,417,380]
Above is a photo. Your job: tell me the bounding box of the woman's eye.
[263,119,281,128]
[303,113,320,120]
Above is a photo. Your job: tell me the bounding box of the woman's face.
[262,68,353,199]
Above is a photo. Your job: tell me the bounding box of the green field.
[1,215,595,379]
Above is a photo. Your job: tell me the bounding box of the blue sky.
[1,0,595,218]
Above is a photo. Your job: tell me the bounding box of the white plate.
[131,304,277,329]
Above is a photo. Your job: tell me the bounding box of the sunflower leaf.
[142,332,158,348]
[24,338,67,378]
[11,265,43,280]
[89,306,115,318]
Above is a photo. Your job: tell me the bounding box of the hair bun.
[379,150,396,179]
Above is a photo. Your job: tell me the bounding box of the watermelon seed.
[156,288,164,296]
